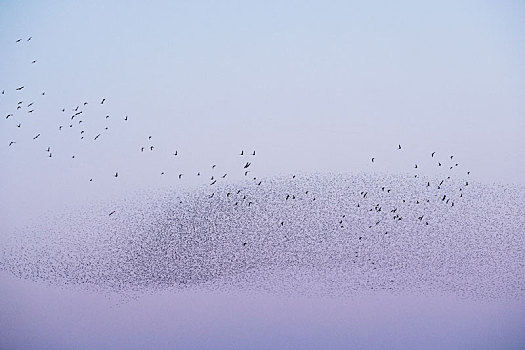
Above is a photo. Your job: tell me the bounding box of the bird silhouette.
[9,141,16,146]
[109,211,116,216]
[371,158,375,163]
[33,133,40,140]
[398,144,401,150]
[114,172,118,177]
[101,98,106,104]
[16,86,24,90]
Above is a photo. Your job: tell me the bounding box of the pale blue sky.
[1,1,524,349]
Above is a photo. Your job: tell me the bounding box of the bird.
[124,116,128,121]
[33,133,40,140]
[141,147,145,152]
[371,157,375,163]
[108,211,116,216]
[16,39,21,43]
[31,60,37,64]
[398,144,401,150]
[240,150,244,155]
[17,123,21,128]
[414,164,418,168]
[148,136,152,140]
[450,155,454,159]
[431,152,435,157]
[178,174,183,179]
[94,134,101,140]
[27,37,32,41]
[105,115,110,119]
[222,173,227,178]
[16,86,24,90]
[212,164,216,169]
[150,146,154,151]
[114,172,118,177]
[101,98,106,104]
[252,150,256,155]
[5,114,12,119]
[9,141,16,146]
[45,147,50,152]
[173,151,178,156]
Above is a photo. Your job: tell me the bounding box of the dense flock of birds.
[1,37,524,300]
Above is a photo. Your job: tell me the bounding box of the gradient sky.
[1,1,524,349]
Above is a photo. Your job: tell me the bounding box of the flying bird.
[108,211,116,216]
[371,158,375,163]
[101,98,106,104]
[178,174,183,179]
[33,133,40,140]
[398,144,401,150]
[16,86,24,90]
[9,141,16,146]
[114,172,118,177]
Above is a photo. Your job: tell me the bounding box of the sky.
[1,0,525,349]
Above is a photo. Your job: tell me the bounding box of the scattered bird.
[108,211,116,216]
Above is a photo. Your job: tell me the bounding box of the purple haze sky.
[1,0,524,349]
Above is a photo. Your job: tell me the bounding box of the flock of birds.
[1,36,524,301]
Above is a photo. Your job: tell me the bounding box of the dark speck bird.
[108,210,116,216]
[101,98,106,104]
